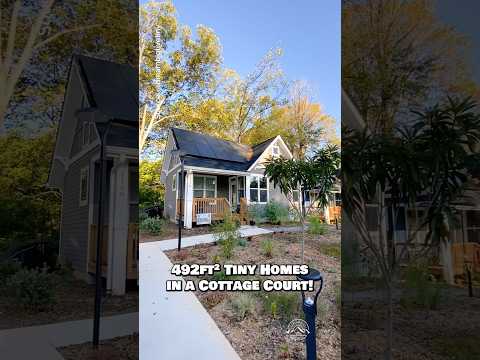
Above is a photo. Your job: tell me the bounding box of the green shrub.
[248,204,266,224]
[308,216,327,235]
[401,263,441,310]
[264,201,289,225]
[261,238,275,258]
[237,237,248,247]
[262,292,300,322]
[140,217,165,235]
[230,293,256,320]
[0,260,22,283]
[319,243,341,258]
[213,212,240,260]
[5,267,56,310]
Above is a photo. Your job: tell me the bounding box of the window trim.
[249,175,269,204]
[172,171,177,192]
[79,166,89,207]
[193,174,217,199]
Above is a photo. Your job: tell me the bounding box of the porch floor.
[156,225,273,251]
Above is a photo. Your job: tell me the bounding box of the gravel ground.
[165,226,341,360]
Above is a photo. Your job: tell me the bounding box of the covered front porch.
[175,170,251,228]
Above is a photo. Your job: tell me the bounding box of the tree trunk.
[440,239,454,285]
[384,282,393,360]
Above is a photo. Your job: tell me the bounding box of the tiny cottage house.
[161,128,302,228]
[48,55,138,295]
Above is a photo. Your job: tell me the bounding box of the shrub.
[213,212,240,260]
[248,204,266,224]
[264,201,289,225]
[0,259,22,283]
[262,292,300,322]
[5,267,56,310]
[140,217,165,235]
[308,216,327,235]
[230,293,256,320]
[261,238,275,258]
[401,263,441,310]
[237,237,248,247]
[319,243,341,259]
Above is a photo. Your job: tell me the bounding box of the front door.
[229,177,237,210]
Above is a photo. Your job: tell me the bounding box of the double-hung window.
[249,175,268,203]
[193,175,216,198]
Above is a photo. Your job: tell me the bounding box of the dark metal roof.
[75,54,138,123]
[172,128,276,171]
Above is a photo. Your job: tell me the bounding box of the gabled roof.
[170,128,280,172]
[75,54,138,123]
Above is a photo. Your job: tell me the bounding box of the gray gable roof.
[75,54,138,123]
[171,128,276,172]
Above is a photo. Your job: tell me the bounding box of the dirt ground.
[0,277,138,329]
[58,334,138,360]
[165,226,341,360]
[342,280,480,359]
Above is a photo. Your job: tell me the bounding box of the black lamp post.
[173,150,186,251]
[92,116,110,348]
[297,268,324,360]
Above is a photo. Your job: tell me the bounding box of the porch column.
[323,205,330,224]
[184,170,194,229]
[108,155,129,295]
[245,175,250,205]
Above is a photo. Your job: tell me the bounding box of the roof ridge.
[252,136,277,148]
[171,127,252,150]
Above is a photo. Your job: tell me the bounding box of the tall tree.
[245,81,338,158]
[342,0,476,134]
[220,48,288,143]
[139,0,221,153]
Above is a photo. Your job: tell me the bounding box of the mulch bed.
[140,222,214,242]
[58,334,138,360]
[165,228,341,360]
[0,277,138,330]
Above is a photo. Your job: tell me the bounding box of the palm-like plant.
[265,144,340,262]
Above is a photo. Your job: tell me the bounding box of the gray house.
[160,128,297,228]
[48,55,139,295]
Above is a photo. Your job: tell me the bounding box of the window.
[292,190,300,202]
[334,193,342,207]
[250,175,268,203]
[79,167,89,206]
[82,121,89,146]
[193,175,216,198]
[172,172,177,191]
[237,177,245,200]
[272,144,280,157]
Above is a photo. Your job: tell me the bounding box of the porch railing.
[88,223,139,279]
[176,197,231,222]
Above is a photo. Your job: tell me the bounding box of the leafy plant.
[248,204,266,224]
[319,243,341,259]
[5,267,56,310]
[264,201,289,225]
[213,212,240,259]
[262,292,300,322]
[230,293,256,320]
[237,237,248,247]
[261,238,275,258]
[0,259,22,283]
[401,263,441,310]
[139,217,165,235]
[308,216,327,235]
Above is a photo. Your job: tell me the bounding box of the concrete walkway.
[140,241,241,360]
[0,312,138,359]
[157,225,273,251]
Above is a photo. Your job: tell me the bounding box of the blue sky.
[171,0,341,133]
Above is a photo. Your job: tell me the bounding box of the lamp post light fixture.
[92,115,111,349]
[172,150,186,251]
[297,267,323,360]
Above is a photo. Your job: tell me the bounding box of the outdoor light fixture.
[297,267,324,360]
[172,149,186,251]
